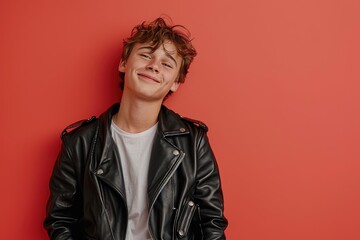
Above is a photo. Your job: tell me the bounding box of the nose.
[146,59,159,73]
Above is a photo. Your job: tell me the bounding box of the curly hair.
[119,17,197,93]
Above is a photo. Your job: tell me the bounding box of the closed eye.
[162,62,173,68]
[140,53,151,59]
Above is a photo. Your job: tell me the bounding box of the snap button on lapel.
[96,169,104,175]
[178,230,184,237]
[188,200,194,207]
[173,150,180,156]
[179,127,186,132]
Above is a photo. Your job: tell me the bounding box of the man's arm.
[194,131,228,239]
[44,139,83,240]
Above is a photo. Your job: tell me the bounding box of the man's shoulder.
[180,116,208,132]
[60,116,98,140]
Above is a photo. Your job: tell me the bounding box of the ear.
[118,59,126,73]
[170,81,180,92]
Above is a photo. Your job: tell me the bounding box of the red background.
[1,0,359,239]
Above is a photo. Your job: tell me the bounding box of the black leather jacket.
[44,103,227,239]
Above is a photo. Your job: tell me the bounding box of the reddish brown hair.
[119,17,197,91]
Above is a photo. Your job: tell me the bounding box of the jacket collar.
[100,103,190,137]
[158,104,190,136]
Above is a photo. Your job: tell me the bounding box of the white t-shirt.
[111,121,158,240]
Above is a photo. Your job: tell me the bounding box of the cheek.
[165,69,180,81]
[165,76,178,85]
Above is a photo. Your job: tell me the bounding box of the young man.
[44,17,227,240]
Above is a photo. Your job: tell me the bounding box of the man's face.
[119,41,182,102]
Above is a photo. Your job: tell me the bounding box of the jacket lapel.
[147,105,190,206]
[147,133,184,205]
[92,104,127,201]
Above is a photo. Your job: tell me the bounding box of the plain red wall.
[1,0,359,239]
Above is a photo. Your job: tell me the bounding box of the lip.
[137,73,160,83]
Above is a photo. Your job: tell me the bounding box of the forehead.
[134,41,180,57]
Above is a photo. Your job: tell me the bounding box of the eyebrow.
[138,46,178,66]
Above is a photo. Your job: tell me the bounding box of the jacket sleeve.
[44,138,83,240]
[194,130,228,239]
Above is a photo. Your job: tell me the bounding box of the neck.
[113,92,162,133]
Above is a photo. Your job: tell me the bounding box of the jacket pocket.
[176,199,197,239]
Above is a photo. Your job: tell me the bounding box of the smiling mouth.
[138,73,160,83]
